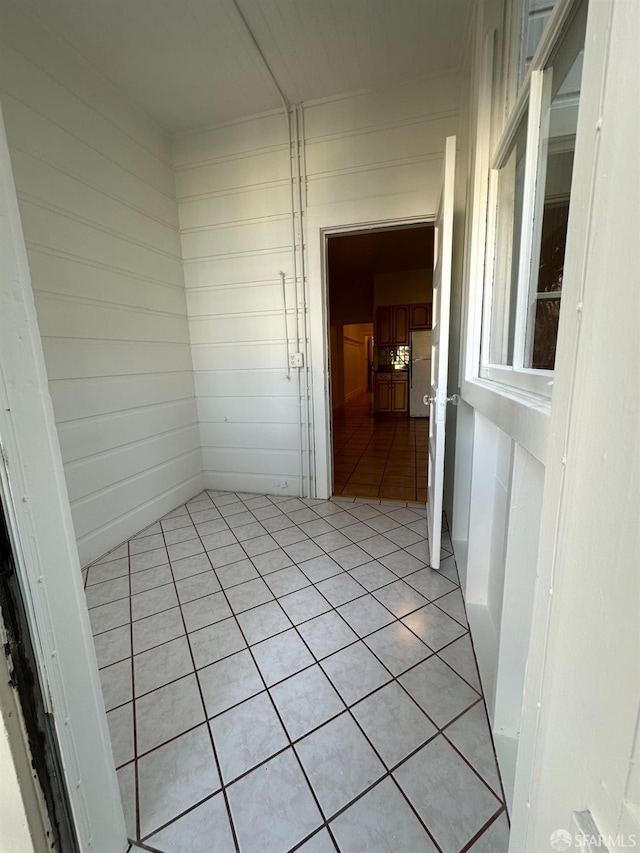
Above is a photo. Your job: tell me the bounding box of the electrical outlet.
[289,352,304,368]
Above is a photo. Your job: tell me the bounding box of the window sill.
[481,364,554,399]
[460,374,550,463]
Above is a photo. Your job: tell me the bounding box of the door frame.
[0,104,126,851]
[309,215,435,500]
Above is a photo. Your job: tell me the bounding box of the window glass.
[525,4,587,368]
[519,1,557,85]
[489,115,528,365]
[481,0,588,393]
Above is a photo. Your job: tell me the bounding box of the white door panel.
[426,136,456,570]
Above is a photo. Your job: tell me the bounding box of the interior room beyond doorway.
[333,393,428,501]
[328,225,434,503]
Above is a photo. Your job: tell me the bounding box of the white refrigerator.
[409,329,431,417]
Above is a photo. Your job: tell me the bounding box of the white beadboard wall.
[173,75,463,496]
[0,2,202,565]
[174,109,302,496]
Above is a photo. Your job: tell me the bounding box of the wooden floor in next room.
[332,392,428,503]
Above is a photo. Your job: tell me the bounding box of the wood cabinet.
[374,373,408,413]
[376,306,394,346]
[376,305,409,345]
[409,303,431,328]
[375,374,392,412]
[391,375,408,411]
[394,305,409,344]
[376,303,430,345]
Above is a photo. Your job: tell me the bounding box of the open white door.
[425,136,456,570]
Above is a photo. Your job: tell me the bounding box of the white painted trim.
[492,87,530,170]
[509,0,617,847]
[569,811,611,853]
[461,375,549,464]
[524,70,555,368]
[470,31,498,388]
[512,70,545,369]
[427,135,457,570]
[481,364,554,398]
[475,0,588,409]
[0,104,126,851]
[529,0,585,79]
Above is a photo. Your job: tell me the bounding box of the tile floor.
[332,392,428,502]
[85,490,510,853]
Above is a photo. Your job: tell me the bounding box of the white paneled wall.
[0,11,465,553]
[174,76,463,496]
[0,3,201,565]
[174,113,295,495]
[174,110,299,496]
[304,75,462,219]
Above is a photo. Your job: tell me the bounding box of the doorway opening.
[326,224,435,502]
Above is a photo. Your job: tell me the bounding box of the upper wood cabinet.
[394,305,409,344]
[376,305,411,345]
[409,303,432,328]
[376,303,431,345]
[376,306,394,346]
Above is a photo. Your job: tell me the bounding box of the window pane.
[519,0,557,85]
[525,1,587,369]
[532,295,561,369]
[489,115,528,365]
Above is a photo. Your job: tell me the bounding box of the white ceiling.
[20,0,473,133]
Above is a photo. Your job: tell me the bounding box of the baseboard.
[493,732,518,814]
[466,602,499,717]
[79,473,205,566]
[344,385,368,404]
[203,470,302,498]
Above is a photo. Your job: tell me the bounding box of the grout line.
[453,614,513,813]
[154,498,241,853]
[182,505,333,844]
[127,719,208,765]
[97,520,462,671]
[94,489,506,851]
[387,772,445,852]
[288,825,340,853]
[217,510,458,848]
[332,392,429,502]
[177,499,399,839]
[125,537,141,843]
[459,804,508,852]
[440,722,506,804]
[127,838,164,853]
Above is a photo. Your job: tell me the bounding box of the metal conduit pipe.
[289,106,306,497]
[279,270,291,381]
[294,105,313,498]
[229,0,308,497]
[298,105,315,497]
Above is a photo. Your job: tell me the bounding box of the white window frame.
[479,0,585,399]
